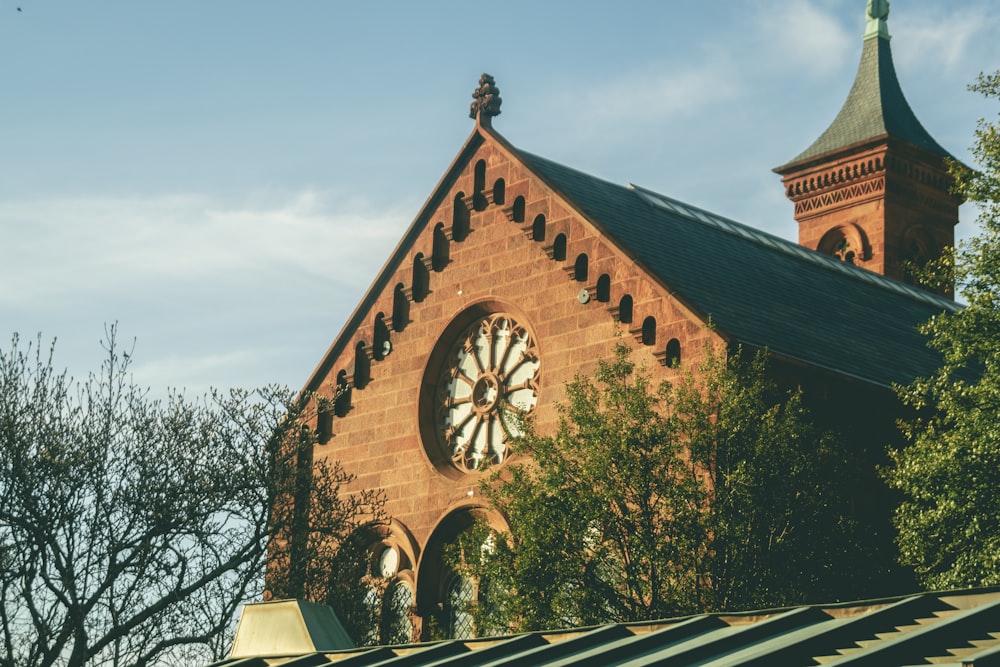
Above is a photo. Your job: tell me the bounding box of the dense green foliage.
[887,72,1000,589]
[449,343,863,633]
[0,330,382,666]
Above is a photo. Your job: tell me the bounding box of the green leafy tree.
[0,330,383,666]
[678,349,866,611]
[887,71,1000,589]
[450,343,863,633]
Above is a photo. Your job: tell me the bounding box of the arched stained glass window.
[448,576,475,639]
[360,586,380,646]
[383,581,414,645]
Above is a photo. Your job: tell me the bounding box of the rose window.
[431,313,540,473]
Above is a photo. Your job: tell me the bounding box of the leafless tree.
[0,329,382,666]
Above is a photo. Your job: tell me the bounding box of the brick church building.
[278,2,962,643]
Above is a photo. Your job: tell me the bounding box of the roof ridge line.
[627,182,958,312]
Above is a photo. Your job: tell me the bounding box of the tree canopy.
[887,71,1000,589]
[449,343,867,633]
[0,330,382,666]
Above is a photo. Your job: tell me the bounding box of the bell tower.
[774,0,961,294]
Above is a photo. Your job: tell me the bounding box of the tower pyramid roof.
[776,1,953,172]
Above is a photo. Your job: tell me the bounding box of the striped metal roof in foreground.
[210,588,1000,667]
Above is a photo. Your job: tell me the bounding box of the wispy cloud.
[0,188,408,308]
[574,61,743,127]
[891,3,999,73]
[126,348,270,396]
[752,1,853,77]
[528,0,853,157]
[1,188,411,393]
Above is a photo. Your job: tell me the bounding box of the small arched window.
[596,274,611,302]
[618,294,633,324]
[453,193,470,242]
[574,254,589,282]
[335,370,351,417]
[317,398,333,443]
[666,338,681,368]
[473,161,488,211]
[512,196,525,223]
[641,316,656,346]
[432,223,449,272]
[373,313,391,361]
[354,341,371,390]
[532,214,546,242]
[412,254,429,303]
[552,234,567,262]
[492,178,506,206]
[392,283,409,332]
[392,283,410,332]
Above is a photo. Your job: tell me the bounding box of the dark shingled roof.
[517,150,957,388]
[777,34,953,171]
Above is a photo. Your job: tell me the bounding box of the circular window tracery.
[425,312,540,474]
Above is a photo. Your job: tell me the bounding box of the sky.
[1,0,998,397]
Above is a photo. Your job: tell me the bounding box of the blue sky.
[2,1,998,396]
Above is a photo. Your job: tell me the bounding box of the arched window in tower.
[512,196,525,223]
[492,178,506,206]
[596,274,611,302]
[382,580,414,645]
[902,226,932,286]
[335,370,351,417]
[473,161,488,211]
[641,316,656,346]
[574,254,589,282]
[818,224,869,265]
[618,294,633,324]
[666,338,681,368]
[447,575,475,640]
[552,234,567,262]
[453,193,471,242]
[373,313,392,361]
[531,214,546,241]
[354,341,371,389]
[830,236,856,264]
[412,254,430,303]
[392,283,409,332]
[432,223,449,272]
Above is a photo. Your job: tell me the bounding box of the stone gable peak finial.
[470,73,502,127]
[864,0,890,40]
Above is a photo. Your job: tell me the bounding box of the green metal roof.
[209,588,1000,666]
[776,21,953,172]
[516,150,957,389]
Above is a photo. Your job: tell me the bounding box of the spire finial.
[469,73,502,128]
[864,0,890,40]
